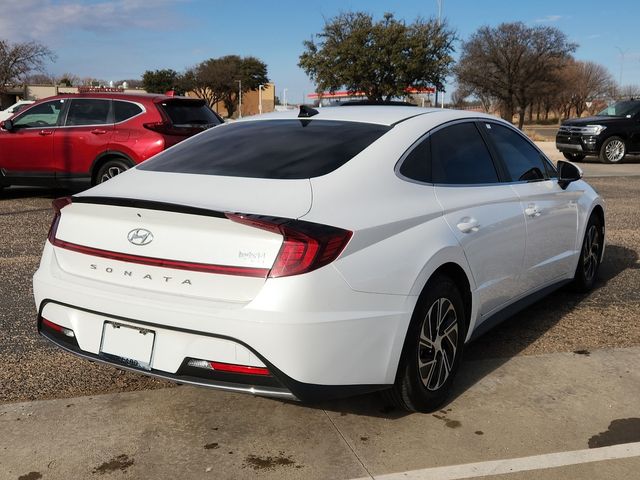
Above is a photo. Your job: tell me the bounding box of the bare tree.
[455,22,576,128]
[57,73,81,87]
[22,72,56,85]
[0,39,56,92]
[450,87,469,108]
[571,61,614,117]
[617,84,640,99]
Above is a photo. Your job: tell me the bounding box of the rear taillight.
[48,196,73,243]
[226,213,352,278]
[143,121,183,136]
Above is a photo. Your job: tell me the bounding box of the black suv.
[556,99,640,163]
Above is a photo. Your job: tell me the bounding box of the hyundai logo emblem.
[127,228,154,246]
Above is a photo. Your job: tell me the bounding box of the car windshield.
[138,119,391,179]
[596,100,640,117]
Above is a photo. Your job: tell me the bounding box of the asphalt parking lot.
[1,154,639,479]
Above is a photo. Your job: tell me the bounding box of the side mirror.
[2,119,14,131]
[557,160,583,189]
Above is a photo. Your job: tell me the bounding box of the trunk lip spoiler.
[73,196,228,219]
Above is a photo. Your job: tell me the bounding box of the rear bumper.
[33,242,415,401]
[38,316,295,400]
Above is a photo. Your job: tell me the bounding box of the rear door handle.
[91,129,108,135]
[525,204,541,217]
[38,130,53,136]
[457,217,480,233]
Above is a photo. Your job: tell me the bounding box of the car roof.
[240,105,497,126]
[34,92,197,103]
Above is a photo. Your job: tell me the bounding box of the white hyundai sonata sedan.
[33,105,605,412]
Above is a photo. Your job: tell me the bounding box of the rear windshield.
[138,120,391,179]
[159,100,222,127]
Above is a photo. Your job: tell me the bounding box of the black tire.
[599,136,626,164]
[563,152,586,162]
[571,214,603,293]
[385,275,466,413]
[95,158,130,184]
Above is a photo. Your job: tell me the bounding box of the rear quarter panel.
[304,114,476,297]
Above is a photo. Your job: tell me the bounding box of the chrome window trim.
[111,99,147,125]
[394,118,505,187]
[395,117,559,188]
[9,99,67,130]
[9,98,147,130]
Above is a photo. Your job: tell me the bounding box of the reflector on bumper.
[187,358,271,376]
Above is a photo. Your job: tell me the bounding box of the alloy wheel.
[605,140,625,163]
[100,166,124,183]
[418,297,459,391]
[583,224,600,282]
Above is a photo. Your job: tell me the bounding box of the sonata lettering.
[89,264,192,285]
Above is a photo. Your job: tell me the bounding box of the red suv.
[0,92,222,191]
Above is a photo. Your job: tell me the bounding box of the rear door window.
[431,122,499,184]
[114,101,143,123]
[158,100,221,127]
[483,123,548,182]
[65,99,111,126]
[139,120,391,179]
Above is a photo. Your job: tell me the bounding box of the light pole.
[283,88,288,108]
[614,46,628,89]
[237,80,242,119]
[258,84,264,115]
[434,0,444,108]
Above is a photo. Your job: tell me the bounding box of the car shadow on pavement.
[580,154,640,164]
[0,186,68,201]
[308,243,638,419]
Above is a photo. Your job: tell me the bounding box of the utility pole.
[435,0,444,108]
[283,88,288,108]
[237,80,242,118]
[614,46,627,90]
[258,84,264,115]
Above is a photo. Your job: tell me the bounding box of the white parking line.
[352,442,640,480]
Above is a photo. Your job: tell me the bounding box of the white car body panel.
[33,106,606,401]
[510,180,581,292]
[83,168,313,220]
[435,184,526,318]
[0,100,34,121]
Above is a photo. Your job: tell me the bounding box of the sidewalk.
[2,347,639,479]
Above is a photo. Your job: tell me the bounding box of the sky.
[1,0,639,103]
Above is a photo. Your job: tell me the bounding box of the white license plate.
[100,322,155,370]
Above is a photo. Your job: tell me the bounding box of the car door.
[0,99,66,181]
[481,121,579,292]
[432,121,526,318]
[54,98,114,179]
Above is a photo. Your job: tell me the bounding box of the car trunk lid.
[51,171,313,303]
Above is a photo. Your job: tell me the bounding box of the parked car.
[0,100,35,121]
[556,99,640,163]
[34,106,605,412]
[0,93,222,192]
